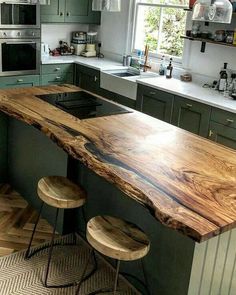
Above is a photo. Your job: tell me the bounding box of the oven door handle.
[3,41,36,45]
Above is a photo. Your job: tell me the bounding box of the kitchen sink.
[112,72,139,77]
[100,68,160,100]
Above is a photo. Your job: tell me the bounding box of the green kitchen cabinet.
[41,63,74,85]
[41,73,73,85]
[0,75,40,89]
[76,64,100,94]
[100,88,136,109]
[65,0,101,24]
[41,0,101,24]
[0,113,7,183]
[208,108,236,149]
[171,96,211,137]
[40,0,65,23]
[136,85,174,123]
[208,121,236,149]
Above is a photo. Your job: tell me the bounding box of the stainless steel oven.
[0,0,40,29]
[0,29,40,76]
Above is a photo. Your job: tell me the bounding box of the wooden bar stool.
[25,176,86,288]
[76,215,150,295]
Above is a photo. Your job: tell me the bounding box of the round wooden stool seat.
[37,176,86,209]
[86,216,150,261]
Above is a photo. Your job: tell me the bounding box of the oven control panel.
[0,29,40,39]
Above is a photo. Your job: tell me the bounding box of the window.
[133,0,188,60]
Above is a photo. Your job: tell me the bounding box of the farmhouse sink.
[100,69,159,100]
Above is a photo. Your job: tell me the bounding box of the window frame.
[131,1,188,64]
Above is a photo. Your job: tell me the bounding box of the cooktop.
[36,90,132,120]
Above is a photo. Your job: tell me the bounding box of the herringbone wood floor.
[0,183,55,257]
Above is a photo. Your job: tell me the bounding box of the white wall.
[41,23,89,50]
[99,0,133,61]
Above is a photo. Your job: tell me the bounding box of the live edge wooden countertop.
[0,84,236,243]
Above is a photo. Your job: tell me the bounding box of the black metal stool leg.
[25,202,44,260]
[113,260,120,295]
[44,207,59,288]
[76,250,98,295]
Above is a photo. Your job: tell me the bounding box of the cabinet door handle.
[55,76,61,80]
[226,118,234,123]
[60,12,64,16]
[66,12,70,16]
[94,76,98,82]
[149,91,156,95]
[17,79,23,82]
[55,67,61,71]
[186,103,192,108]
[209,130,214,137]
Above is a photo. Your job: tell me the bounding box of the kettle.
[41,43,50,57]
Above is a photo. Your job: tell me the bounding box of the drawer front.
[0,75,40,88]
[41,73,73,85]
[171,96,211,137]
[137,84,174,122]
[209,121,236,150]
[138,85,173,99]
[211,108,236,129]
[41,64,74,75]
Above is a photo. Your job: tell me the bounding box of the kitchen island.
[0,85,235,295]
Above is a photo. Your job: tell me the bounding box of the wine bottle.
[166,58,173,79]
[219,63,228,92]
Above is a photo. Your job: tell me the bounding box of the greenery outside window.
[133,0,188,62]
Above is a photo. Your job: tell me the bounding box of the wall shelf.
[181,35,236,52]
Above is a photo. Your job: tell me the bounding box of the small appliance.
[0,29,40,76]
[0,0,40,29]
[71,31,86,56]
[81,32,97,57]
[41,42,50,57]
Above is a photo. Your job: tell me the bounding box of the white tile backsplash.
[41,23,89,50]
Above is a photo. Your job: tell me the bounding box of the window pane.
[138,0,189,6]
[134,6,161,53]
[159,8,186,57]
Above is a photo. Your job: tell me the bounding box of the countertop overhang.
[1,84,236,243]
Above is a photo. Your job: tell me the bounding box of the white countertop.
[41,55,126,71]
[41,55,236,114]
[137,76,236,114]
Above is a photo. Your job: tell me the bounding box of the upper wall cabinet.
[41,0,101,24]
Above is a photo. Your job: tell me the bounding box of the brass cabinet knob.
[209,130,214,137]
[186,103,192,108]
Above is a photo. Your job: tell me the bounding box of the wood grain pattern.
[37,176,86,209]
[0,183,56,257]
[87,216,150,261]
[0,85,236,242]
